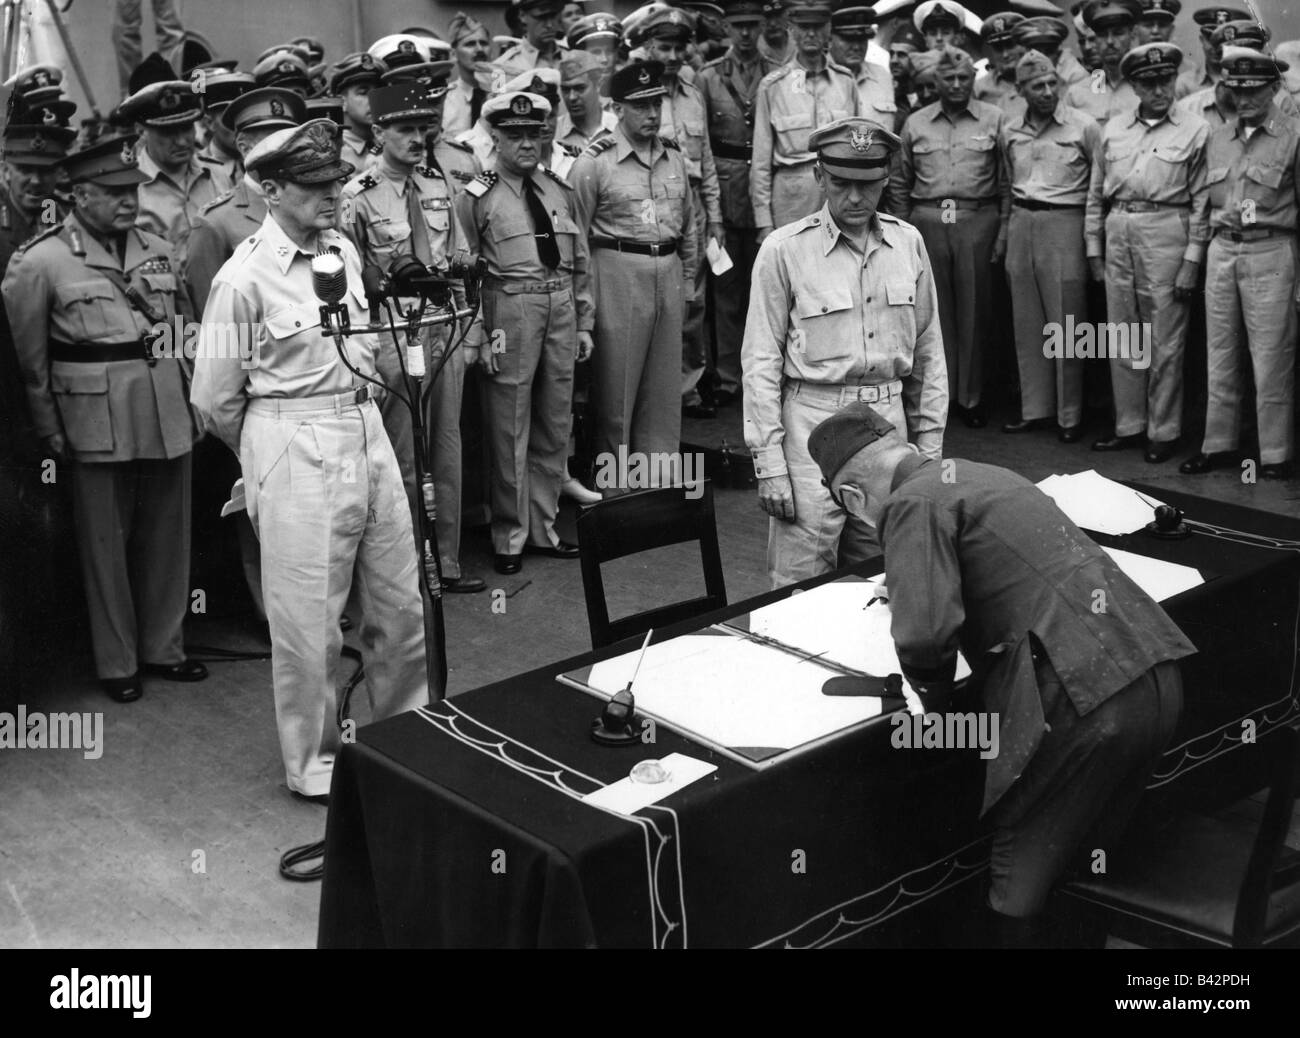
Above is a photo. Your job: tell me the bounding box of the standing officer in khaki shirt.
[698,0,781,404]
[635,6,726,419]
[117,81,233,266]
[2,135,206,703]
[743,117,948,588]
[974,12,1027,121]
[1066,0,1141,127]
[455,92,595,575]
[1014,17,1089,93]
[1180,48,1299,481]
[1178,21,1300,127]
[1175,6,1249,99]
[332,53,387,173]
[570,61,699,471]
[191,120,429,801]
[831,5,897,131]
[1085,43,1209,463]
[889,45,1008,428]
[339,76,486,593]
[751,0,859,238]
[1000,50,1101,442]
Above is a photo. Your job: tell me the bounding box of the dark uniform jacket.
[878,458,1196,811]
[183,176,267,316]
[696,49,781,229]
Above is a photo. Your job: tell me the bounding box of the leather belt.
[1108,200,1186,213]
[50,339,153,364]
[712,141,753,161]
[483,275,572,294]
[1013,198,1084,211]
[1214,226,1290,243]
[591,236,679,257]
[248,385,374,416]
[912,197,999,210]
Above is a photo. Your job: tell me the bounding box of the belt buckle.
[648,242,661,256]
[356,385,370,404]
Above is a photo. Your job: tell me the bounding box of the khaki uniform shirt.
[569,125,699,284]
[660,77,723,226]
[1001,103,1102,205]
[2,211,192,461]
[751,60,860,229]
[854,60,900,131]
[1065,74,1138,127]
[454,165,594,332]
[974,71,1026,123]
[889,100,1009,223]
[741,205,948,476]
[1084,104,1210,262]
[134,147,232,265]
[191,214,382,452]
[1197,104,1300,237]
[443,78,477,139]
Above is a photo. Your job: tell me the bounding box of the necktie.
[470,86,487,125]
[523,176,560,270]
[406,178,433,266]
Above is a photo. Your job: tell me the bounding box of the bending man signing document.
[808,402,1195,946]
[191,120,430,803]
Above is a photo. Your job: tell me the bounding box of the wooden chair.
[1061,723,1300,948]
[576,482,727,649]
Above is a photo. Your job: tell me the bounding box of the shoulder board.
[877,212,901,225]
[465,171,498,198]
[441,138,474,153]
[542,166,573,189]
[415,164,442,179]
[826,60,854,76]
[761,65,793,87]
[14,224,60,256]
[197,153,224,167]
[581,136,618,159]
[558,142,582,157]
[357,172,379,191]
[702,55,727,71]
[660,136,681,151]
[200,189,235,214]
[365,142,383,156]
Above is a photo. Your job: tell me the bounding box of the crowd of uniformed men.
[1,0,1298,798]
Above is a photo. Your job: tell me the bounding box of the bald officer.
[2,134,205,703]
[1000,50,1101,442]
[570,61,699,472]
[1180,49,1298,482]
[1085,43,1209,463]
[338,77,486,594]
[1066,1,1141,127]
[751,0,859,238]
[115,80,233,266]
[184,88,307,313]
[455,92,594,574]
[808,402,1191,944]
[743,117,948,588]
[889,45,1008,429]
[191,120,429,802]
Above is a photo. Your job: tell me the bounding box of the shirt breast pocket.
[884,279,918,346]
[793,287,855,361]
[1245,162,1285,195]
[53,279,129,342]
[367,217,412,259]
[487,216,537,264]
[422,198,452,233]
[772,110,814,150]
[263,302,322,346]
[138,272,178,317]
[552,212,579,266]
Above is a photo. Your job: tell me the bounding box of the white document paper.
[1036,470,1161,535]
[1102,547,1204,602]
[744,578,972,683]
[581,753,717,814]
[220,478,246,518]
[705,237,733,276]
[584,634,884,751]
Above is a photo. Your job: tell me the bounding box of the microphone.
[361,263,386,324]
[310,249,350,335]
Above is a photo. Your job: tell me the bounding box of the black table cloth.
[318,485,1300,948]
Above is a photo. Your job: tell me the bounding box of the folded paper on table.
[1102,546,1204,602]
[581,753,717,814]
[1036,470,1161,535]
